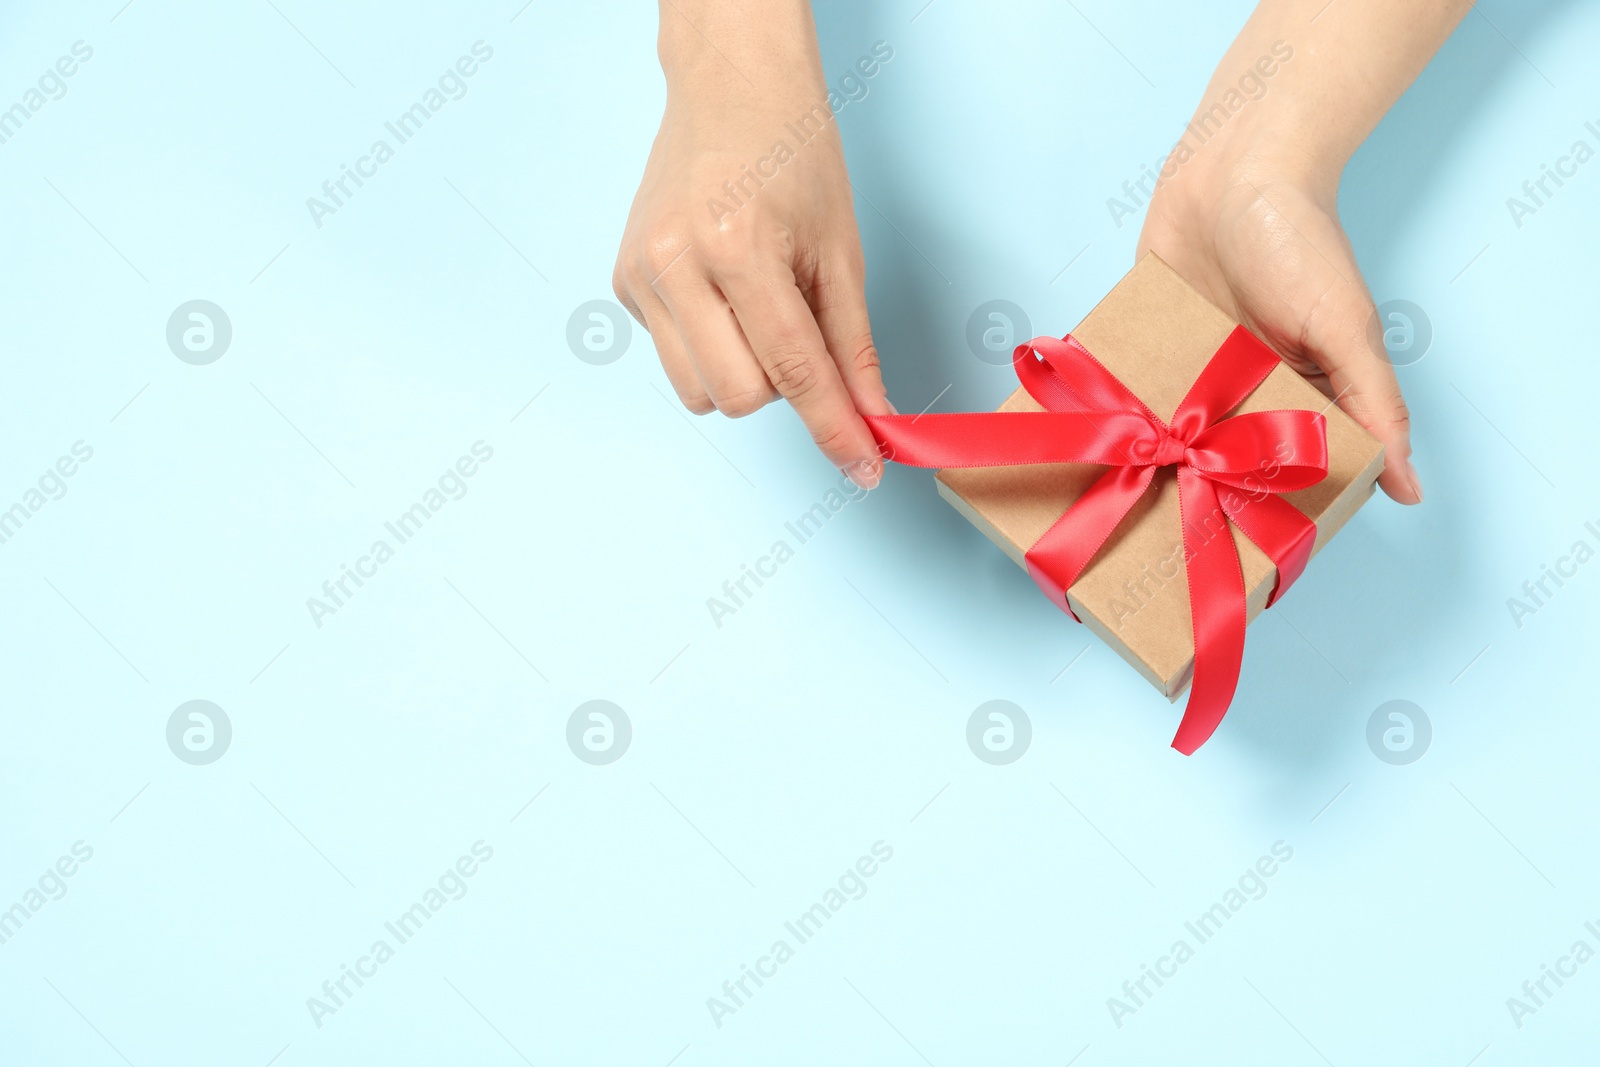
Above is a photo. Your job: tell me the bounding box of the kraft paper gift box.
[936,253,1386,700]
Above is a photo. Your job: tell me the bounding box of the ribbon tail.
[1024,464,1156,620]
[1170,469,1248,756]
[1217,491,1318,607]
[864,411,1155,469]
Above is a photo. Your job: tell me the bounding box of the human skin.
[618,0,1470,501]
[1139,0,1474,504]
[614,0,891,490]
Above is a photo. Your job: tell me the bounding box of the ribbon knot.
[1147,429,1187,468]
[864,325,1332,754]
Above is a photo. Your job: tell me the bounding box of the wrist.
[1180,110,1344,206]
[1164,0,1471,212]
[1191,39,1353,180]
[657,0,823,93]
[1154,67,1350,225]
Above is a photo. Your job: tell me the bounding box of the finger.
[722,265,884,486]
[1301,281,1421,504]
[653,279,777,418]
[611,263,647,329]
[629,280,713,414]
[809,257,892,418]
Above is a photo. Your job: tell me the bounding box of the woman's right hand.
[613,0,891,489]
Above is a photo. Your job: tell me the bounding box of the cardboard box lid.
[936,253,1385,697]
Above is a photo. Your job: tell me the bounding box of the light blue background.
[1,1,1596,1064]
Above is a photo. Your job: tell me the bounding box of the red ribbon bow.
[865,325,1330,753]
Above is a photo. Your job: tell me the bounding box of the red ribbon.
[865,326,1329,754]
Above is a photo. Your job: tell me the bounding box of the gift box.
[868,252,1385,752]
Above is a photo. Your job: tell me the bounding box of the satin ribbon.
[865,326,1328,754]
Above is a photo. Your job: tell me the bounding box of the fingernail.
[844,458,881,490]
[1405,459,1423,504]
[885,398,900,415]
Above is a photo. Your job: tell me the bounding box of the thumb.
[1300,280,1421,504]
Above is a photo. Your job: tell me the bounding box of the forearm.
[1187,0,1472,192]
